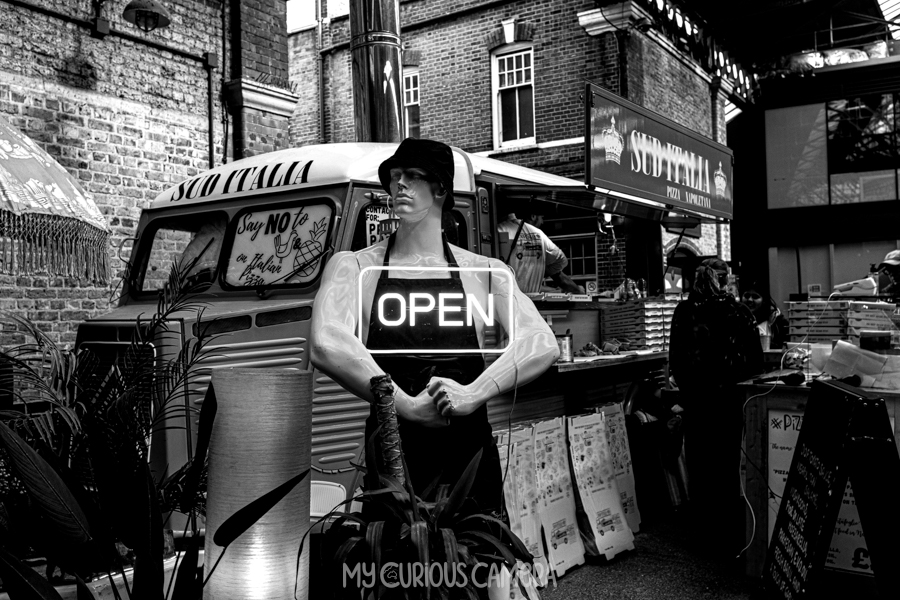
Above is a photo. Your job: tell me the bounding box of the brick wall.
[238,0,290,83]
[0,0,290,347]
[289,27,321,145]
[288,0,731,286]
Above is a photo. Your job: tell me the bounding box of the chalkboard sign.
[764,380,900,599]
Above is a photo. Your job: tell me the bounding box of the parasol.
[0,113,110,284]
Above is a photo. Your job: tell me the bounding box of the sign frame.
[584,82,735,220]
[763,379,900,600]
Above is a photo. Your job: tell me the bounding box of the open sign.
[358,266,515,354]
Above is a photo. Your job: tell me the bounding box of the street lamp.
[122,0,171,33]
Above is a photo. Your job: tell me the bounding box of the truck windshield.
[138,213,227,293]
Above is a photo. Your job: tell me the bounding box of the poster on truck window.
[224,202,333,288]
[364,203,393,247]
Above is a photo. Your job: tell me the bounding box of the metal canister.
[556,334,574,362]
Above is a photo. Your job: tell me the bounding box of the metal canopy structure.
[691,0,891,67]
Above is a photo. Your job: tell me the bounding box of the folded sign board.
[585,83,734,220]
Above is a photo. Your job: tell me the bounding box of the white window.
[403,69,420,139]
[492,46,535,149]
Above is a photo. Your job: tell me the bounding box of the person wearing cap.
[497,202,585,294]
[877,249,900,297]
[310,138,559,519]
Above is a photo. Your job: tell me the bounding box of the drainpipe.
[317,0,326,143]
[349,0,404,142]
[229,0,245,159]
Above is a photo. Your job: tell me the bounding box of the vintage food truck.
[73,142,593,509]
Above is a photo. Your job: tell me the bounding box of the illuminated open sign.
[358,266,515,355]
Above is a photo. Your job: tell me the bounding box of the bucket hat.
[879,249,900,269]
[378,138,455,211]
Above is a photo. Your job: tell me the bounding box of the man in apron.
[310,138,559,516]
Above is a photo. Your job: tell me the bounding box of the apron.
[366,233,502,515]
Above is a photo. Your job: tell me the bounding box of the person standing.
[877,249,900,298]
[498,204,584,294]
[668,258,763,556]
[310,138,559,518]
[741,288,789,351]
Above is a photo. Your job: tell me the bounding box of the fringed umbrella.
[0,114,110,284]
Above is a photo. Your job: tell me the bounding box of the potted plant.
[310,379,538,600]
[0,264,309,600]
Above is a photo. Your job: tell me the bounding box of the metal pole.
[349,0,404,142]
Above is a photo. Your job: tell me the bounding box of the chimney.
[349,0,404,142]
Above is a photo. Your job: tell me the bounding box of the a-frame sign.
[764,379,900,599]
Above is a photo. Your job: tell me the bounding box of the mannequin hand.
[426,378,478,420]
[395,386,449,428]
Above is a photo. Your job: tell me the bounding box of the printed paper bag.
[568,413,635,560]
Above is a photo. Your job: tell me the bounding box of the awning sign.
[585,83,734,220]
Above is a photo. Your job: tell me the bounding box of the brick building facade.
[0,0,297,346]
[289,0,737,291]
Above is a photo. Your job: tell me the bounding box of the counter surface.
[555,351,668,372]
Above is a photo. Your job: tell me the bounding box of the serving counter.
[487,351,668,430]
[740,381,900,586]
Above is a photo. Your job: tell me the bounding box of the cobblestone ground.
[541,511,766,600]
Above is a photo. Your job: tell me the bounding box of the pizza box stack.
[600,298,677,352]
[787,300,897,345]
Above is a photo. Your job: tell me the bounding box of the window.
[493,46,535,148]
[550,234,597,284]
[137,213,228,293]
[404,69,420,139]
[765,95,900,208]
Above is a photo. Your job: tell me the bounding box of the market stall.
[483,83,736,425]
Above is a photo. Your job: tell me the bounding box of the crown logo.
[602,117,624,165]
[714,161,727,197]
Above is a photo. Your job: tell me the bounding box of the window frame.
[403,67,421,139]
[491,43,536,150]
[131,210,230,298]
[548,233,598,285]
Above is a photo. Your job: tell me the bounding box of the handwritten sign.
[764,380,900,600]
[768,408,897,575]
[224,203,333,288]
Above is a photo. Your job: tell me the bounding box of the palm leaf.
[0,546,65,600]
[434,448,482,526]
[75,575,97,600]
[178,383,216,511]
[212,469,309,547]
[0,421,92,546]
[400,451,420,522]
[334,535,364,562]
[455,514,531,561]
[170,532,202,600]
[410,521,430,596]
[457,530,516,567]
[129,462,164,600]
[439,527,459,593]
